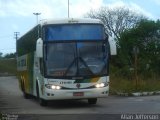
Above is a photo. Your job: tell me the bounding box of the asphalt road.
[0,76,160,120]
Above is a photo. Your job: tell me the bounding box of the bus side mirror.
[36,38,43,58]
[108,37,117,55]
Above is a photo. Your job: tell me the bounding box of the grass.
[0,58,17,75]
[110,75,160,94]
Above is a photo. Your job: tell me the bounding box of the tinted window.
[44,24,104,41]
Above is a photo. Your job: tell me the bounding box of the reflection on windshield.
[45,24,104,41]
[45,42,109,78]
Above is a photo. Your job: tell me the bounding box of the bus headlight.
[51,85,56,89]
[51,85,61,90]
[95,83,107,88]
[45,84,61,90]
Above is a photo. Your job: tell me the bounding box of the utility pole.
[14,32,20,57]
[33,13,41,24]
[68,0,70,18]
[33,13,41,38]
[14,32,20,41]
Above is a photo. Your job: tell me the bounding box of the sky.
[0,0,160,54]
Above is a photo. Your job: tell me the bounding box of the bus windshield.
[45,42,109,78]
[44,24,104,41]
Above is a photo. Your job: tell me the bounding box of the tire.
[88,98,97,104]
[39,98,47,106]
[36,82,47,106]
[22,81,30,99]
[21,80,24,91]
[23,92,31,99]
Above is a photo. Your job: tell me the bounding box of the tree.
[86,7,145,44]
[0,52,2,58]
[118,19,160,77]
[4,52,16,59]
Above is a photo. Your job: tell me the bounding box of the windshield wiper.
[63,57,77,76]
[78,57,94,75]
[64,57,94,76]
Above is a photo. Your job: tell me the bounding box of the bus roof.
[17,18,103,41]
[40,18,102,26]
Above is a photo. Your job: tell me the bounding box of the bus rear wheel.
[36,83,47,106]
[88,98,97,104]
[23,92,31,99]
[21,81,30,99]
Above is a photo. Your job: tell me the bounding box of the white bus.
[17,18,116,106]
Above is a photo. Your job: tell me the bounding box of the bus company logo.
[76,83,81,88]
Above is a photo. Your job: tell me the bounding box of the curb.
[116,91,160,97]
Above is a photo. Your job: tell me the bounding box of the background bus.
[16,18,116,106]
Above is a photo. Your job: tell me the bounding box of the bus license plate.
[73,92,84,96]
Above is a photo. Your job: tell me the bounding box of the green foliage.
[109,19,160,93]
[116,19,160,78]
[0,52,2,58]
[4,53,16,58]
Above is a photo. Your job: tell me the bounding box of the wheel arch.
[36,79,42,98]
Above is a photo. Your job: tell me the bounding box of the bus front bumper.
[42,86,109,100]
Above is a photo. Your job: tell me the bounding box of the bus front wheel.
[88,98,97,104]
[36,83,47,106]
